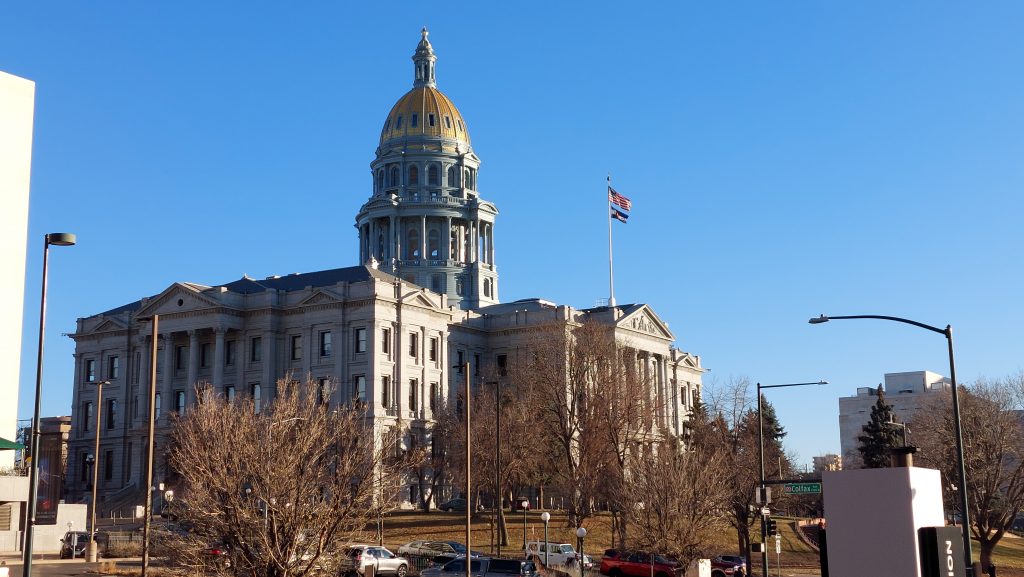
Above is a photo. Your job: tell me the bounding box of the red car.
[600,550,680,577]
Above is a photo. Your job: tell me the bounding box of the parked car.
[710,556,745,577]
[712,556,745,576]
[439,498,467,512]
[59,530,108,559]
[341,545,410,577]
[421,556,536,577]
[599,550,680,577]
[399,540,468,558]
[525,542,579,567]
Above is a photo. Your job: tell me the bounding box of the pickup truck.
[421,556,536,577]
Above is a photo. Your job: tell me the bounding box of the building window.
[447,166,458,188]
[457,350,465,373]
[457,119,463,131]
[430,338,439,362]
[290,335,302,361]
[200,343,211,368]
[175,346,186,370]
[155,393,161,418]
[108,356,120,380]
[354,375,366,403]
[226,340,235,366]
[431,274,442,293]
[428,113,435,127]
[251,384,262,414]
[407,229,420,259]
[396,116,403,130]
[409,379,418,412]
[226,385,235,403]
[484,278,492,298]
[390,165,400,186]
[444,116,451,129]
[409,164,419,185]
[175,391,185,413]
[251,337,262,362]
[428,164,439,186]
[474,354,481,376]
[86,359,96,383]
[409,333,419,359]
[497,354,508,376]
[428,230,439,259]
[319,331,332,357]
[381,328,391,355]
[318,378,330,406]
[430,382,439,411]
[133,351,141,383]
[355,328,367,353]
[107,399,117,429]
[104,450,114,481]
[411,113,418,128]
[132,394,139,420]
[381,376,391,407]
[83,402,93,432]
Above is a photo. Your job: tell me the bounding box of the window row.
[382,113,463,135]
[375,164,476,192]
[83,356,120,382]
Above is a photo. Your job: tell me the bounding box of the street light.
[575,527,587,577]
[521,499,529,551]
[88,379,112,562]
[24,232,76,577]
[809,313,973,573]
[540,512,550,567]
[757,380,828,577]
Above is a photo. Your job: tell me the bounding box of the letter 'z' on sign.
[782,482,822,495]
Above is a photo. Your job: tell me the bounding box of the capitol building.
[65,30,704,511]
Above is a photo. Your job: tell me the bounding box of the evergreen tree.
[857,385,902,468]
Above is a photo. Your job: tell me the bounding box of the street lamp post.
[88,380,111,562]
[23,232,76,577]
[575,527,587,577]
[540,512,550,568]
[809,313,973,573]
[757,380,828,577]
[521,499,529,552]
[141,314,159,577]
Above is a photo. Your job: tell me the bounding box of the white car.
[524,542,579,567]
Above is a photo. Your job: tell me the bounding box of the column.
[139,336,151,421]
[445,216,452,263]
[420,215,427,262]
[334,322,346,404]
[302,326,313,377]
[213,328,226,390]
[262,330,276,396]
[235,331,245,393]
[186,331,199,407]
[470,220,477,263]
[162,334,174,420]
[389,216,397,263]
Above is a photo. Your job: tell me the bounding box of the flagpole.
[607,174,616,307]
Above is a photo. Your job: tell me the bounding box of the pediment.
[299,289,342,307]
[89,318,128,334]
[135,283,223,318]
[618,305,675,340]
[400,289,442,311]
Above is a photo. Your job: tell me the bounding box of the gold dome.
[378,85,471,147]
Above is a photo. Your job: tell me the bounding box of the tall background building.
[0,70,35,470]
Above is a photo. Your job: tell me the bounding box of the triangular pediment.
[90,318,128,334]
[617,305,675,340]
[299,289,342,306]
[135,283,223,318]
[400,289,442,311]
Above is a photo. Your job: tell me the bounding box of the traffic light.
[766,518,778,536]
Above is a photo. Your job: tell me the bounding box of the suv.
[341,545,410,577]
[524,542,578,567]
[599,550,679,577]
[422,557,536,577]
[710,557,745,577]
[59,531,90,559]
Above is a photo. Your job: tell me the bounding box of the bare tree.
[623,436,731,569]
[168,378,407,577]
[913,373,1024,570]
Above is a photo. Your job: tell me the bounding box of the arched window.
[428,164,439,186]
[376,169,384,192]
[428,229,439,259]
[408,165,419,186]
[377,230,385,260]
[450,225,459,259]
[464,168,471,190]
[407,229,420,259]
[483,278,492,298]
[389,166,400,187]
[447,166,457,187]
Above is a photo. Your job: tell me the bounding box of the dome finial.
[412,27,437,88]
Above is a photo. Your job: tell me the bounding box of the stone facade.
[64,31,704,512]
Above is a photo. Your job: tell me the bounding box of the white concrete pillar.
[213,328,225,389]
[187,331,199,406]
[262,330,276,396]
[421,215,427,262]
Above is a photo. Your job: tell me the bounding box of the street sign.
[782,482,822,495]
[774,534,781,554]
[755,487,772,504]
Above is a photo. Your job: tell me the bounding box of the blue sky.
[3,2,1022,467]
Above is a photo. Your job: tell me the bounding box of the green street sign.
[783,482,822,495]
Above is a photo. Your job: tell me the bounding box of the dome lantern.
[412,27,437,88]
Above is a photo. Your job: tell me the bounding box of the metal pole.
[88,381,104,562]
[496,382,501,557]
[142,314,159,577]
[757,384,767,577]
[522,504,527,552]
[543,517,549,567]
[465,361,472,577]
[946,326,973,572]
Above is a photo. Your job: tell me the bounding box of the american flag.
[608,186,632,211]
[610,207,629,223]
